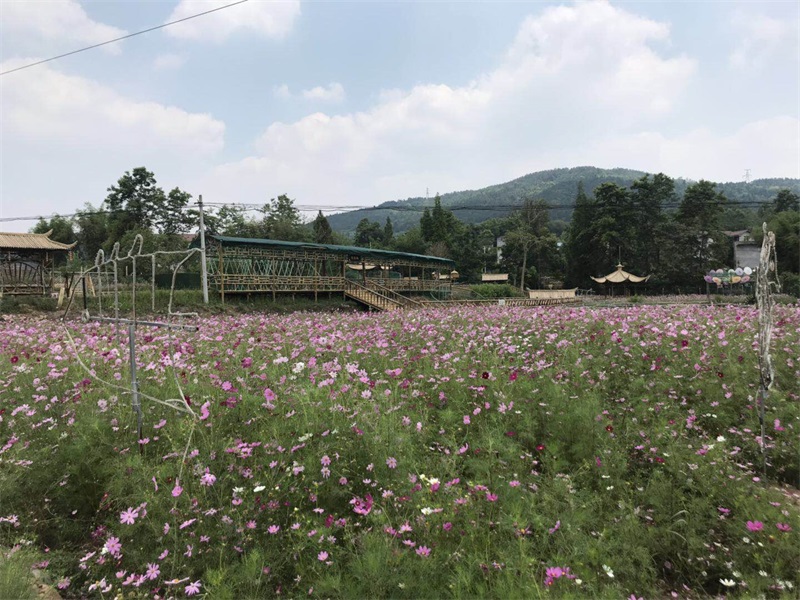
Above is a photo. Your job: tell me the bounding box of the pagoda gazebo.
[0,231,76,296]
[591,263,650,296]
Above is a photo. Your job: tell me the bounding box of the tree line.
[32,168,799,295]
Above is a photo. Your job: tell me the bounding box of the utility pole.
[197,195,209,304]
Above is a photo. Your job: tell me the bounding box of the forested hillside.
[327,167,800,234]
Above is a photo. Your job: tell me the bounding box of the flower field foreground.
[1,305,798,598]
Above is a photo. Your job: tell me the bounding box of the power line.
[0,0,250,76]
[0,199,777,225]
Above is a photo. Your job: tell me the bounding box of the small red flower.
[10,356,18,364]
[535,444,545,452]
[717,372,724,379]
[481,372,490,380]
[681,340,689,348]
[605,425,614,432]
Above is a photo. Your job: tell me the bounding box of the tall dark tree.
[773,189,799,213]
[383,217,394,246]
[104,167,192,239]
[312,211,334,244]
[74,203,109,263]
[676,180,728,278]
[629,173,674,275]
[564,182,599,287]
[592,182,636,269]
[391,227,427,255]
[354,218,384,247]
[420,208,433,242]
[31,215,76,245]
[504,199,549,291]
[263,194,307,241]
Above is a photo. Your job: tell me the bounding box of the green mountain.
[326,166,800,234]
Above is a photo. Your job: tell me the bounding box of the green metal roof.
[202,235,456,268]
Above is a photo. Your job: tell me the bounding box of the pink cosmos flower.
[104,536,122,556]
[416,546,431,557]
[776,523,792,532]
[746,520,764,532]
[172,481,183,497]
[145,563,160,580]
[548,520,561,534]
[119,507,138,525]
[386,457,398,469]
[351,494,374,516]
[200,471,217,487]
[318,551,329,561]
[185,580,201,596]
[268,525,280,534]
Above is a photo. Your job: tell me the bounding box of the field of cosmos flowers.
[0,303,798,599]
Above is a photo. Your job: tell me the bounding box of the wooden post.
[218,246,225,305]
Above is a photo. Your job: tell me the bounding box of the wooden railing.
[344,281,405,311]
[419,297,580,308]
[366,281,425,308]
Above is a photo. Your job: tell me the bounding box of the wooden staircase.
[345,281,405,312]
[368,282,425,308]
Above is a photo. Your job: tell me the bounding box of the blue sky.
[1,0,798,231]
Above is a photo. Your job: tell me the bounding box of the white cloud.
[575,117,800,183]
[302,83,346,103]
[0,0,127,55]
[729,10,799,69]
[273,83,347,103]
[153,53,187,70]
[165,0,301,42]
[273,84,292,100]
[199,1,698,206]
[0,59,225,224]
[1,59,224,153]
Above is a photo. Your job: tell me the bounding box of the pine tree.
[313,211,334,244]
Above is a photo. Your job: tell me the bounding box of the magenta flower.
[185,580,201,596]
[119,507,138,525]
[548,520,561,534]
[351,494,374,516]
[104,536,122,556]
[746,520,764,532]
[776,522,792,532]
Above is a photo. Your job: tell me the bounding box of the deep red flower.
[717,372,724,379]
[535,444,545,452]
[681,340,689,348]
[605,425,614,433]
[10,356,18,364]
[481,372,490,380]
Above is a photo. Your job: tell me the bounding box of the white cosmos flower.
[720,579,736,587]
[253,485,266,493]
